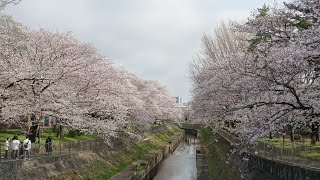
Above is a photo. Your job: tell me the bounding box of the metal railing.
[254,141,320,169]
[217,129,320,169]
[0,138,105,162]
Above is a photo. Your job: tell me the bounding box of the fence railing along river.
[218,129,320,170]
[0,138,105,162]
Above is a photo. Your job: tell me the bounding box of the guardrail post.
[0,143,2,162]
[281,140,283,160]
[77,141,79,153]
[59,139,62,156]
[271,144,274,160]
[305,144,307,166]
[39,143,41,156]
[292,142,295,163]
[69,142,71,153]
[34,144,36,158]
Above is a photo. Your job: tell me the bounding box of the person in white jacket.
[23,137,31,159]
[4,138,9,159]
[11,136,20,159]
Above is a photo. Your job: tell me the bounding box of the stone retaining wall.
[196,146,210,180]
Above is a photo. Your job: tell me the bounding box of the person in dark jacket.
[45,136,52,156]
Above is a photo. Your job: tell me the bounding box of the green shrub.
[68,129,80,137]
[0,124,7,132]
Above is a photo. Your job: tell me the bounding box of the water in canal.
[153,135,197,180]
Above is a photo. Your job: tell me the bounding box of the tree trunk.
[289,125,294,142]
[311,123,316,145]
[316,123,320,142]
[28,122,38,143]
[269,132,273,139]
[56,124,64,138]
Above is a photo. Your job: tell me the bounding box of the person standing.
[4,138,9,159]
[45,136,52,155]
[11,136,20,159]
[23,137,31,160]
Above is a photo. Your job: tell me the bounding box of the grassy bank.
[55,125,181,180]
[260,138,320,160]
[199,127,241,180]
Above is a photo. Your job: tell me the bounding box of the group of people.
[3,136,32,160]
[3,136,53,160]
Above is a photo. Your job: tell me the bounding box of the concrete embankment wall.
[0,125,182,180]
[249,155,320,180]
[110,131,184,180]
[0,138,103,180]
[217,129,320,180]
[198,127,242,180]
[196,145,210,180]
[0,152,101,179]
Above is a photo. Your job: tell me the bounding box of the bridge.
[179,123,203,137]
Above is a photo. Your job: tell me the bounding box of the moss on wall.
[199,127,242,180]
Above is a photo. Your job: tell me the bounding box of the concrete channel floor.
[153,136,197,180]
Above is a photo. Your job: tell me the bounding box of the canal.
[153,135,197,180]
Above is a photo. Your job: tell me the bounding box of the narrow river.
[153,135,197,180]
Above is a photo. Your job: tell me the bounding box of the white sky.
[4,0,288,102]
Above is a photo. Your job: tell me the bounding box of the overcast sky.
[4,0,287,102]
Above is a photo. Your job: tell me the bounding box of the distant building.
[173,97,183,105]
[171,97,191,121]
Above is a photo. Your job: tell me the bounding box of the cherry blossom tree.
[0,26,108,124]
[0,16,181,140]
[0,0,20,10]
[190,0,320,143]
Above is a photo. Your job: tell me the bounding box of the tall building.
[173,97,183,105]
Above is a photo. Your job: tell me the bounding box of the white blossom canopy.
[190,0,320,143]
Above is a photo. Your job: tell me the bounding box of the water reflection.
[153,135,197,180]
